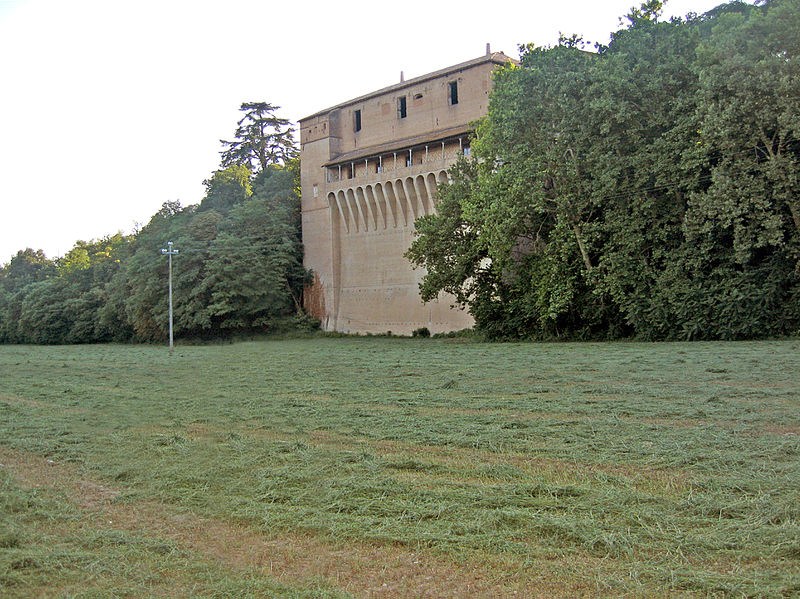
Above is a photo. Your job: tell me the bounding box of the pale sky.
[0,0,740,264]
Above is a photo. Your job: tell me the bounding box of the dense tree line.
[408,0,800,340]
[0,104,312,344]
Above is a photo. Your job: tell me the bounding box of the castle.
[299,49,514,334]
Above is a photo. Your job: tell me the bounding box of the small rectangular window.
[354,109,362,132]
[397,96,407,119]
[449,81,459,105]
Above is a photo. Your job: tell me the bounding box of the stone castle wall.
[300,53,512,334]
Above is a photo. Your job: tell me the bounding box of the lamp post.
[161,241,179,351]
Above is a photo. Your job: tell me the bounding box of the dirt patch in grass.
[272,392,340,403]
[306,430,691,494]
[184,423,217,440]
[0,445,603,598]
[763,424,800,436]
[639,417,709,428]
[715,380,785,390]
[413,407,576,422]
[0,394,88,414]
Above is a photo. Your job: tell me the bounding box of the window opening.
[448,81,459,105]
[354,109,362,132]
[397,96,407,119]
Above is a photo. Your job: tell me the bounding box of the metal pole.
[161,241,179,352]
[168,250,173,350]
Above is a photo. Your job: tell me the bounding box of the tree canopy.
[219,102,298,172]
[0,104,311,344]
[408,0,800,340]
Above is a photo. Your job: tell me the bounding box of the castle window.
[448,81,459,105]
[354,109,362,132]
[397,96,407,119]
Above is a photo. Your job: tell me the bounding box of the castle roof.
[300,52,516,123]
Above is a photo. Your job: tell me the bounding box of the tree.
[0,249,56,342]
[191,163,310,332]
[0,248,55,293]
[198,164,252,214]
[111,160,311,341]
[688,0,800,263]
[0,97,312,345]
[408,0,800,340]
[220,102,297,173]
[410,40,616,339]
[0,236,130,344]
[406,159,487,307]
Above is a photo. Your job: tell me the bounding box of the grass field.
[1,337,799,597]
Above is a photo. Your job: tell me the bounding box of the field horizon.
[1,337,799,597]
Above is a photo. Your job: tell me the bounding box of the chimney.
[486,43,491,56]
[400,71,404,82]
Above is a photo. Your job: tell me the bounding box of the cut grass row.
[1,337,799,596]
[0,463,342,598]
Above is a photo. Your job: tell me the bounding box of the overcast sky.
[0,0,741,264]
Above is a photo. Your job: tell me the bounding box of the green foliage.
[198,164,252,214]
[410,0,800,340]
[195,192,300,330]
[115,163,308,341]
[0,102,312,344]
[406,159,488,306]
[0,249,55,293]
[0,236,130,344]
[219,102,298,172]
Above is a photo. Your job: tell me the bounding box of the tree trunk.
[572,223,593,271]
[286,280,303,314]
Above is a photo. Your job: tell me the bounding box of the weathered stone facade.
[300,51,513,334]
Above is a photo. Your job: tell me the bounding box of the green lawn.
[1,338,799,597]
